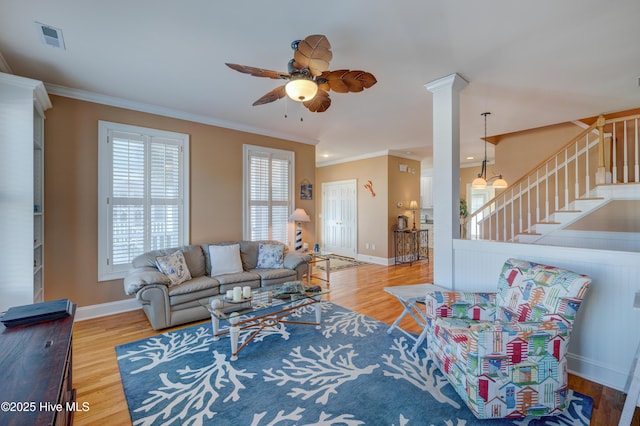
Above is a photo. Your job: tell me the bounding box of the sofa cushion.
[155,250,192,286]
[251,268,296,282]
[132,245,206,278]
[256,243,285,268]
[209,243,244,276]
[213,271,261,285]
[168,276,220,306]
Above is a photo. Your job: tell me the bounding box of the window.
[98,121,189,281]
[243,145,294,244]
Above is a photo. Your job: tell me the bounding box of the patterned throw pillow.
[256,243,285,269]
[155,250,192,286]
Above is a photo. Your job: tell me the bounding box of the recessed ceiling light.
[35,22,65,50]
[466,156,474,160]
[322,154,329,158]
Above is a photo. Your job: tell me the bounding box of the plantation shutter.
[245,146,293,244]
[99,121,189,281]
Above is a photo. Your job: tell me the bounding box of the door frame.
[321,179,358,257]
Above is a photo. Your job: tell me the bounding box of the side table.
[306,251,331,288]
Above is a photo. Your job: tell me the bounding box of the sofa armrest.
[283,252,312,270]
[124,266,170,295]
[136,284,172,330]
[425,291,497,322]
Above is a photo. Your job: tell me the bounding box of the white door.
[322,180,357,257]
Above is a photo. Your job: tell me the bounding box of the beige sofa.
[124,241,311,330]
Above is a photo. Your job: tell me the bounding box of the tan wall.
[315,155,420,259]
[43,95,316,307]
[494,122,583,186]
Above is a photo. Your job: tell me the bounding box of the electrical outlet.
[371,243,376,251]
[365,243,370,250]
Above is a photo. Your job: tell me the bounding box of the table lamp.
[289,208,311,251]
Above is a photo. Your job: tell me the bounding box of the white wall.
[452,239,640,392]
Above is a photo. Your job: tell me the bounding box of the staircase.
[465,113,640,247]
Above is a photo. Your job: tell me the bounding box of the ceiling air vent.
[35,22,65,50]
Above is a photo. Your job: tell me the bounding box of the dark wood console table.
[0,303,76,425]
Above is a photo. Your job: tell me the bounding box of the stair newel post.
[596,115,607,185]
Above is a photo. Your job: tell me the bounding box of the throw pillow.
[256,243,285,269]
[155,250,192,286]
[209,244,244,276]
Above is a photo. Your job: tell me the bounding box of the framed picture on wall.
[300,179,313,200]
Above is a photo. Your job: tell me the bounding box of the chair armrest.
[124,267,170,295]
[467,320,571,358]
[425,291,497,322]
[283,252,312,270]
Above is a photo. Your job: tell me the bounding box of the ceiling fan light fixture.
[285,76,318,102]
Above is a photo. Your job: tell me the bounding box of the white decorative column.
[425,73,468,287]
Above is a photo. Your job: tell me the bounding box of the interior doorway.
[321,179,357,257]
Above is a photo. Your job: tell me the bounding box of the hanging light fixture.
[285,73,318,102]
[472,112,508,189]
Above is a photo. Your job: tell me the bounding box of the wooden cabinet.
[0,304,76,425]
[0,73,51,312]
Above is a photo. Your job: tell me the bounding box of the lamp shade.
[472,176,487,189]
[408,200,419,210]
[288,208,310,222]
[285,78,318,102]
[492,177,508,189]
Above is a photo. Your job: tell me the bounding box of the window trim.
[98,121,190,281]
[242,144,295,245]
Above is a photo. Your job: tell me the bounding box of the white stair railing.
[465,113,640,242]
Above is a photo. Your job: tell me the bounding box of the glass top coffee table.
[201,281,330,361]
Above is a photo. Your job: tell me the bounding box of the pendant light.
[472,112,508,189]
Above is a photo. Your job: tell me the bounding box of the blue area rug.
[116,302,593,425]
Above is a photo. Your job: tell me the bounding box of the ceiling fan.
[226,34,377,113]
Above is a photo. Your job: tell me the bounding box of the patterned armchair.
[424,258,591,419]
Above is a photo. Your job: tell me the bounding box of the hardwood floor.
[72,260,638,425]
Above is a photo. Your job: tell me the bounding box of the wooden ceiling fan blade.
[303,89,331,112]
[318,70,377,93]
[225,63,290,80]
[293,35,333,77]
[252,85,287,106]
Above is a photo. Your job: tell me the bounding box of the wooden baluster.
[585,134,590,195]
[564,149,569,207]
[596,115,607,184]
[554,156,559,212]
[635,118,639,182]
[624,120,629,183]
[575,141,580,199]
[613,123,618,183]
[545,163,550,219]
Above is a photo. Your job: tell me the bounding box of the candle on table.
[233,287,242,302]
[242,286,251,298]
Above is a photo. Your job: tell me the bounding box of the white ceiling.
[1,0,639,168]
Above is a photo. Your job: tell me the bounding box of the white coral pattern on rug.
[262,344,380,405]
[322,309,379,338]
[382,337,461,409]
[132,350,254,426]
[116,325,213,374]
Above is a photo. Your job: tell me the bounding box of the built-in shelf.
[0,72,51,311]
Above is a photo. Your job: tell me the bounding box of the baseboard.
[568,352,629,392]
[356,254,392,266]
[75,298,141,321]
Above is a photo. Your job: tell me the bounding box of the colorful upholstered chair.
[424,258,591,419]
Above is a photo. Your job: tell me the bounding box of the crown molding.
[44,83,319,146]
